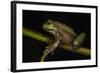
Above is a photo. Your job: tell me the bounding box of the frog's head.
[43,19,57,31]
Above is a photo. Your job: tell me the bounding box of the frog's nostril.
[43,24,48,29]
[43,25,45,29]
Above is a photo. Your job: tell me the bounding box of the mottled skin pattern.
[41,19,86,62]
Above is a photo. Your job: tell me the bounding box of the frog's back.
[48,20,77,36]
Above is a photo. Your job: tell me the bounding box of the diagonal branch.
[23,28,90,57]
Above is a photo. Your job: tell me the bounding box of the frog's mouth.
[44,29,55,33]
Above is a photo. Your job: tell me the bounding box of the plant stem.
[23,28,90,57]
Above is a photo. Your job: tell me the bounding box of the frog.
[41,19,86,62]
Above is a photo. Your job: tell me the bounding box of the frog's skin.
[41,19,86,62]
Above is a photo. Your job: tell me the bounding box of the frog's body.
[41,19,86,62]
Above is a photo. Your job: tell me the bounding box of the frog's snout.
[43,23,47,29]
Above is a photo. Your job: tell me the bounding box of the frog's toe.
[73,32,86,46]
[43,49,48,54]
[51,51,55,55]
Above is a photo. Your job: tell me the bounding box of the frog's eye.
[49,24,54,27]
[47,22,52,25]
[46,22,54,27]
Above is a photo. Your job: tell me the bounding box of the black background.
[23,10,91,63]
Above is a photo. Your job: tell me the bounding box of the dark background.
[23,10,91,63]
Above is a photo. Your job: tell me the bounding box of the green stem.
[23,28,91,58]
[23,28,51,43]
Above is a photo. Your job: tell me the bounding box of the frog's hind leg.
[73,32,86,48]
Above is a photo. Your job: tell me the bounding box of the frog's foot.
[41,47,53,62]
[43,46,51,54]
[41,54,47,62]
[41,47,54,62]
[73,32,86,48]
[41,42,60,62]
[51,51,54,55]
[43,46,55,56]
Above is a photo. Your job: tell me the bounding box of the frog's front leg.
[41,31,61,62]
[73,32,86,49]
